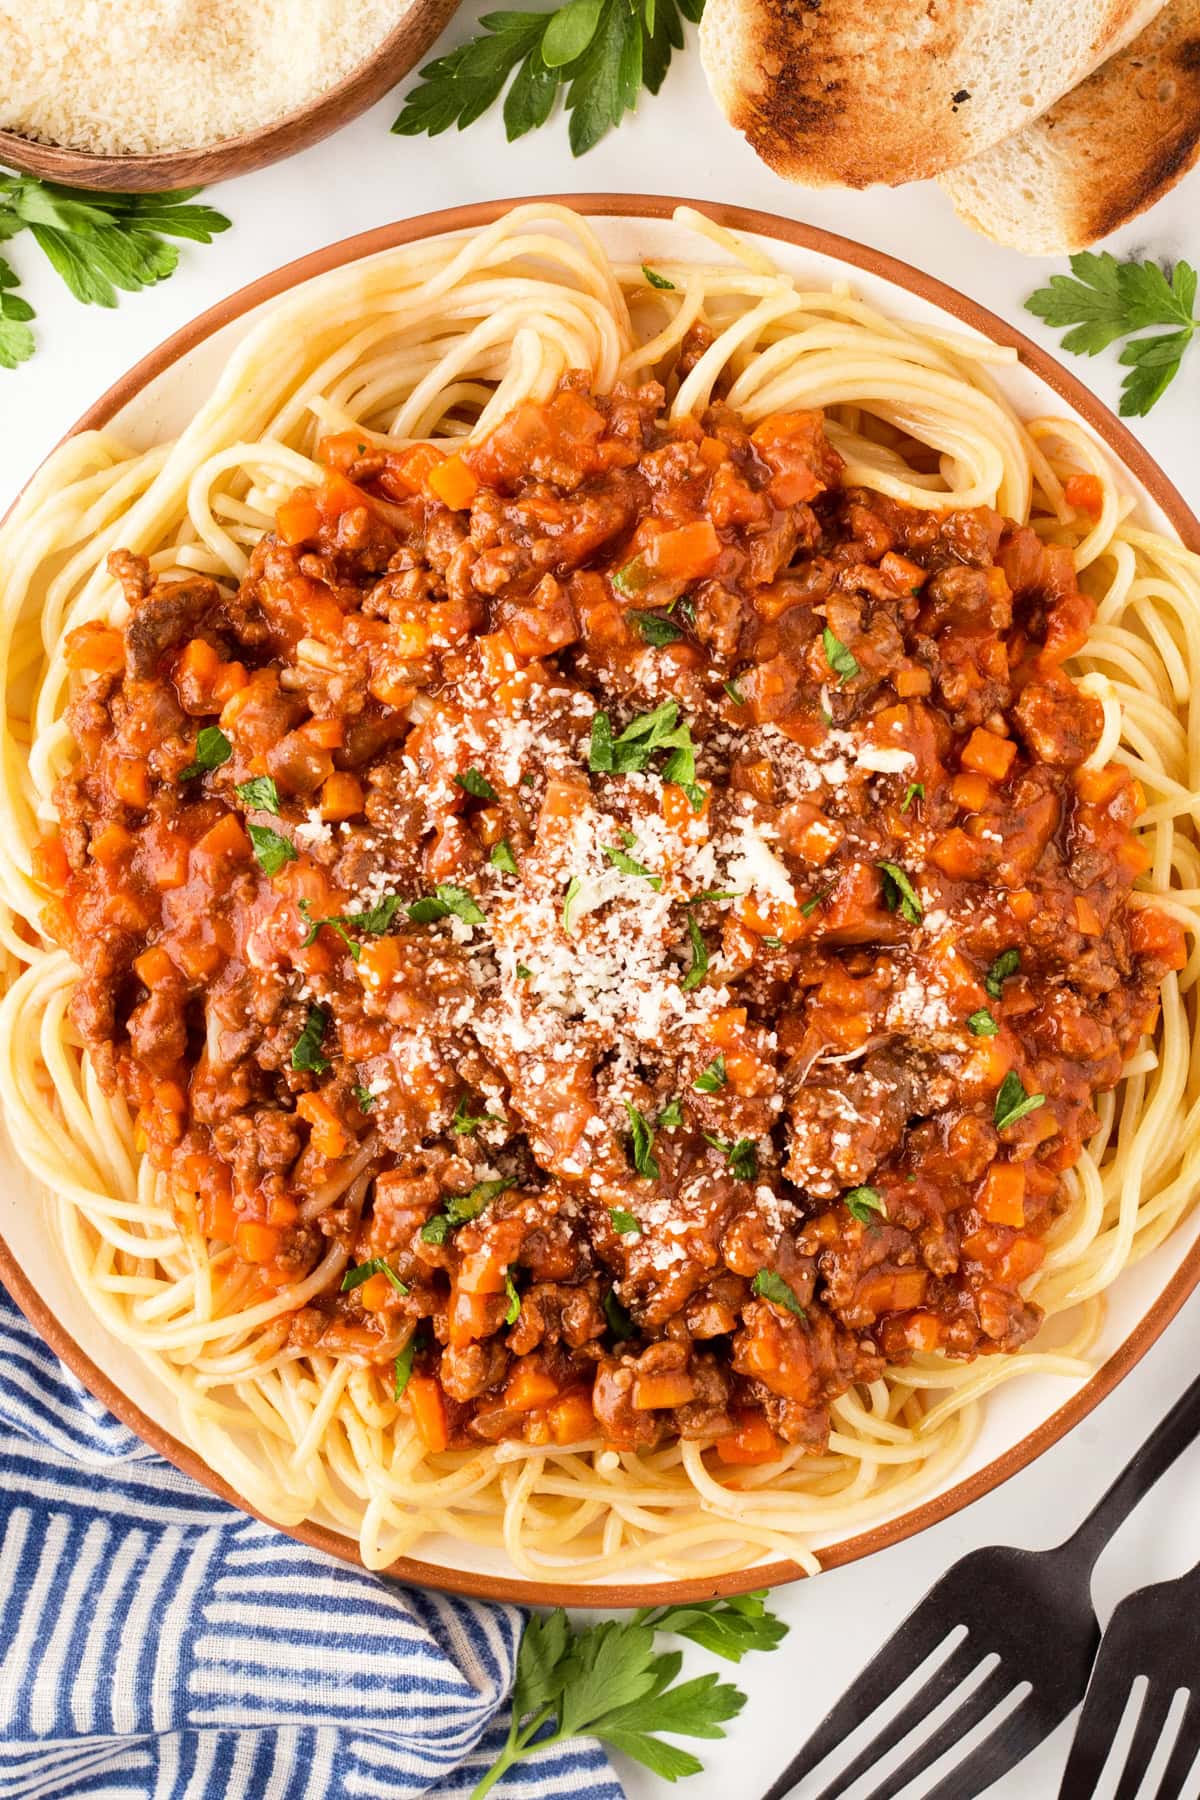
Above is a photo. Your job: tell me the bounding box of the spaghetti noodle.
[1,204,1198,1582]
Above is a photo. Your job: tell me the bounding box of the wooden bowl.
[0,0,461,193]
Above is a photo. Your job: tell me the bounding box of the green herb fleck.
[657,1097,684,1130]
[681,912,709,991]
[632,609,684,646]
[624,1101,660,1180]
[341,1257,408,1295]
[353,1085,375,1112]
[704,1134,758,1181]
[751,1270,805,1319]
[490,839,519,875]
[456,767,498,800]
[1025,252,1200,417]
[604,842,662,889]
[822,627,859,684]
[235,775,279,813]
[179,725,232,781]
[561,874,583,935]
[603,1287,637,1341]
[878,860,923,924]
[291,1005,329,1075]
[407,883,485,926]
[504,1270,521,1325]
[248,823,298,877]
[967,1008,999,1037]
[901,781,924,814]
[643,264,676,290]
[609,1207,641,1235]
[694,1054,726,1093]
[393,1336,417,1400]
[452,1094,503,1135]
[985,949,1020,998]
[845,1186,887,1225]
[994,1071,1046,1132]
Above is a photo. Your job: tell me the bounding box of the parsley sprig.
[0,174,230,370]
[393,0,704,159]
[1026,252,1199,417]
[471,1593,782,1797]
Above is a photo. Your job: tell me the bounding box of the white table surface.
[3,16,1199,1797]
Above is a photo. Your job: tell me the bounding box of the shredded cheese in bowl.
[0,0,410,156]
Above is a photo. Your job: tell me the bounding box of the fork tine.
[857,1663,1014,1800]
[806,1642,981,1800]
[1113,1684,1177,1800]
[760,1602,965,1800]
[1058,1656,1137,1799]
[1157,1692,1200,1797]
[919,1693,1046,1800]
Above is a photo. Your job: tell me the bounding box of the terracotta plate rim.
[2,192,1198,1611]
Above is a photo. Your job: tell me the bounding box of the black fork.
[762,1370,1200,1800]
[1058,1557,1200,1798]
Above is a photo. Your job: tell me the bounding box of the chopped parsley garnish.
[504,1270,521,1325]
[822,627,859,684]
[801,889,828,918]
[994,1071,1046,1132]
[901,781,924,814]
[632,609,684,646]
[878,860,923,924]
[642,264,676,290]
[490,839,519,875]
[723,677,747,705]
[248,823,298,877]
[845,1186,887,1225]
[610,1207,641,1235]
[624,1101,660,1180]
[353,1085,375,1112]
[393,1335,417,1400]
[298,894,402,959]
[516,964,533,980]
[986,949,1021,998]
[561,874,583,935]
[179,725,232,781]
[452,1094,503,1135]
[235,775,279,813]
[681,912,709,991]
[407,883,485,925]
[694,1054,726,1093]
[421,1178,512,1242]
[658,1097,684,1130]
[589,700,704,810]
[704,1134,758,1181]
[689,889,742,905]
[456,767,498,800]
[604,842,662,889]
[291,1005,329,1075]
[762,936,783,950]
[752,1270,806,1319]
[341,1258,408,1295]
[604,1287,637,1341]
[967,1008,999,1037]
[1025,252,1200,417]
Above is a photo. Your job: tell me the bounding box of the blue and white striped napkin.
[0,1283,623,1800]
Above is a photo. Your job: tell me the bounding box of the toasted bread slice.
[941,0,1200,253]
[699,0,1167,188]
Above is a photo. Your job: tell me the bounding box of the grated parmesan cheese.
[0,0,407,155]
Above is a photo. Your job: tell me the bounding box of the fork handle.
[1063,1366,1200,1569]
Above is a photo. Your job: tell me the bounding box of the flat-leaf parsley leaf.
[1026,252,1199,416]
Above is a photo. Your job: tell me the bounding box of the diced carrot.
[317,431,370,472]
[715,1414,781,1465]
[1118,836,1153,877]
[65,622,124,676]
[447,1285,496,1348]
[368,669,418,712]
[1129,907,1188,970]
[662,781,709,830]
[1074,894,1103,936]
[319,772,364,821]
[212,661,248,705]
[1007,889,1037,923]
[267,1194,299,1227]
[406,1374,449,1451]
[89,823,134,868]
[980,1162,1026,1228]
[633,1369,697,1411]
[904,1312,942,1353]
[275,492,323,546]
[302,718,344,750]
[1064,472,1104,520]
[114,758,151,809]
[548,1393,596,1445]
[428,453,480,511]
[175,938,223,979]
[1075,763,1127,806]
[930,828,982,881]
[357,1272,395,1313]
[358,936,402,991]
[296,1091,350,1160]
[706,1007,748,1051]
[879,552,927,595]
[235,1221,281,1265]
[134,945,175,989]
[504,1364,560,1412]
[643,520,722,582]
[855,1269,928,1315]
[893,666,932,698]
[193,813,250,865]
[31,834,69,890]
[950,770,991,813]
[999,1235,1046,1285]
[961,728,1017,782]
[176,636,220,693]
[791,813,843,865]
[698,435,730,468]
[381,443,445,498]
[153,1079,186,1115]
[736,894,806,944]
[203,1189,238,1245]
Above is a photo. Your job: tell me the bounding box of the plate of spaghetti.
[2,198,1199,1604]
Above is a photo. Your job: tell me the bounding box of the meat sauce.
[41,377,1186,1465]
